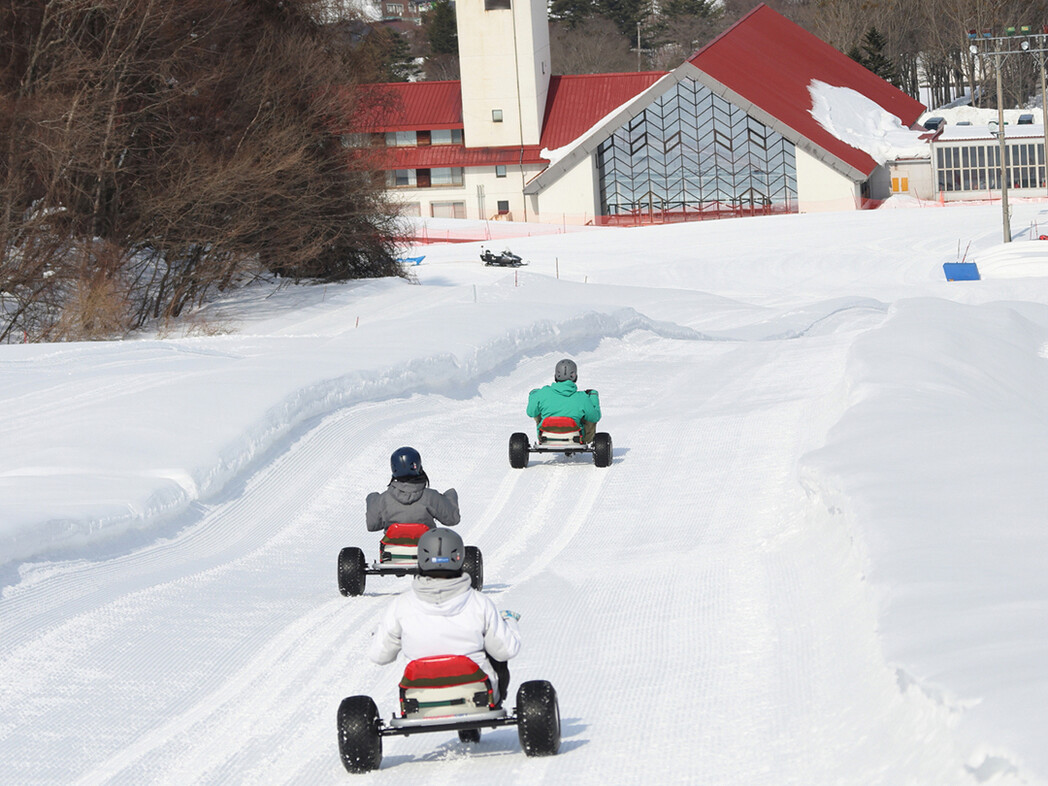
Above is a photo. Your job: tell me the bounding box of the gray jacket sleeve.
[429,488,460,527]
[365,491,385,532]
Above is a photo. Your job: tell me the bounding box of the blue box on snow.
[943,262,980,281]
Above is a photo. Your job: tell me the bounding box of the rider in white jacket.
[368,529,521,704]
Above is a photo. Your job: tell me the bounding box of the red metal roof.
[379,144,547,168]
[539,72,666,150]
[688,3,925,176]
[354,81,462,132]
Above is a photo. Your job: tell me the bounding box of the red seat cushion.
[539,416,580,433]
[382,522,430,545]
[400,655,488,689]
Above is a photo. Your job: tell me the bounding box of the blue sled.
[943,262,979,281]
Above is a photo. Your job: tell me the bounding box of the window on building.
[430,167,464,186]
[935,141,1046,193]
[891,176,909,193]
[595,77,797,219]
[495,165,507,178]
[485,0,511,8]
[431,129,464,145]
[417,130,431,146]
[385,131,417,147]
[431,201,467,218]
[492,109,503,123]
[497,200,510,214]
[387,169,417,188]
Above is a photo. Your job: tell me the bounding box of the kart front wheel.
[463,546,484,591]
[516,680,560,757]
[509,432,529,469]
[338,547,367,597]
[337,695,382,773]
[593,432,613,468]
[458,728,481,743]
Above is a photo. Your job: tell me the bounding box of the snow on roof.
[808,80,930,163]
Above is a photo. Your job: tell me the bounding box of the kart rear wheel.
[463,546,484,591]
[458,728,481,743]
[338,547,367,597]
[509,432,529,469]
[516,680,560,757]
[337,695,382,773]
[593,432,613,468]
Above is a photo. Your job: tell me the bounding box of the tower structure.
[455,0,551,148]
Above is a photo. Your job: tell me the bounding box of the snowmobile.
[509,415,613,468]
[480,247,527,267]
[337,522,484,596]
[337,654,560,773]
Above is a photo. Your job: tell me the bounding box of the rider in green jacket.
[525,358,601,443]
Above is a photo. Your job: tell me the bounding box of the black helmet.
[390,446,423,479]
[416,528,464,577]
[554,358,577,382]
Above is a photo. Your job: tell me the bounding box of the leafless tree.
[551,18,637,74]
[1,0,401,342]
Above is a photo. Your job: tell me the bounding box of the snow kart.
[480,247,527,267]
[509,415,613,468]
[337,654,560,773]
[337,522,484,597]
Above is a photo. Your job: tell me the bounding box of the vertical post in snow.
[355,316,359,328]
[473,284,478,303]
[995,48,1011,243]
[556,258,559,279]
[514,270,518,286]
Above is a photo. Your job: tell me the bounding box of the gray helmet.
[416,528,464,577]
[554,358,577,382]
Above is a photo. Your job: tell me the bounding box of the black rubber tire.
[337,695,382,773]
[338,547,367,597]
[463,546,484,590]
[593,432,613,468]
[516,680,560,757]
[509,432,530,469]
[458,728,481,743]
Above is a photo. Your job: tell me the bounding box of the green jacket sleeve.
[582,390,601,423]
[526,388,543,418]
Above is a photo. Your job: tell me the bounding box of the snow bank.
[801,297,1048,775]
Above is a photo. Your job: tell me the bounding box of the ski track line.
[70,596,364,785]
[0,396,405,645]
[0,400,428,782]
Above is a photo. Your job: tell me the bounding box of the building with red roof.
[354,2,927,223]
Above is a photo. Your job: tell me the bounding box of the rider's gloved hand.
[500,609,521,622]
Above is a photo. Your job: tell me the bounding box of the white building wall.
[531,155,599,224]
[388,165,546,221]
[456,0,550,148]
[796,147,860,212]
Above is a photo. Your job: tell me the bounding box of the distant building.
[353,2,926,224]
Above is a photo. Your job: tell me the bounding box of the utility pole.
[995,48,1011,243]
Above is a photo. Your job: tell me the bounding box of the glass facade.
[936,142,1045,193]
[596,78,797,219]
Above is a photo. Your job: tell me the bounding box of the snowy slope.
[3,203,1048,784]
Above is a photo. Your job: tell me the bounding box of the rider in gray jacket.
[365,447,460,532]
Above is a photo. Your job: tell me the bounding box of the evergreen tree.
[425,0,458,57]
[597,0,651,39]
[380,29,421,82]
[852,27,900,87]
[550,0,597,28]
